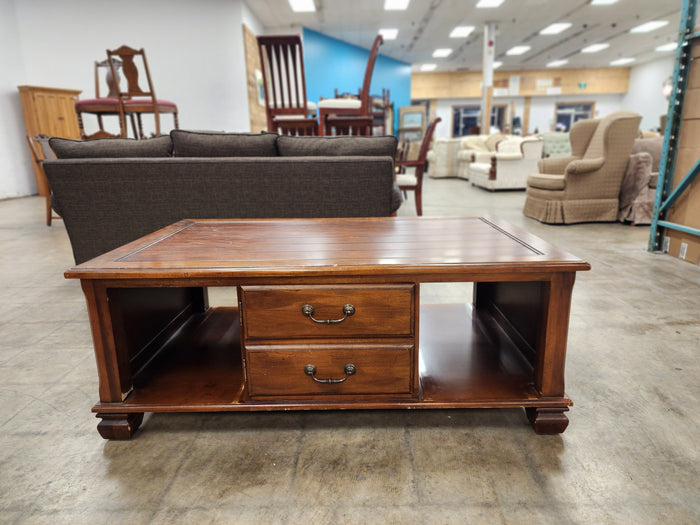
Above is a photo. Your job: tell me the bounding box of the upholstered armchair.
[456,133,507,181]
[618,136,663,225]
[470,137,544,191]
[537,132,572,158]
[523,110,642,224]
[427,138,463,178]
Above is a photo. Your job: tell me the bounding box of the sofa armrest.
[492,152,523,162]
[538,155,577,174]
[565,157,605,176]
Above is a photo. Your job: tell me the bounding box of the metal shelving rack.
[648,0,700,252]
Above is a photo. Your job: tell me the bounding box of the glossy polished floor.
[1,176,698,524]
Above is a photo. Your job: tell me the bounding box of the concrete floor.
[0,177,698,524]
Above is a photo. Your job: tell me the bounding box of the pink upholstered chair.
[106,45,179,138]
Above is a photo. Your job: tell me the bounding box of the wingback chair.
[523,111,642,224]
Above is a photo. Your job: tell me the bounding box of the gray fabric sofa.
[44,131,401,264]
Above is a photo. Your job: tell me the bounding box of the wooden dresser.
[18,85,81,196]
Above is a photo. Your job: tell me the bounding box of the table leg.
[526,407,569,434]
[96,413,144,440]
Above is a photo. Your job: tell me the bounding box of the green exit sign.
[579,82,587,89]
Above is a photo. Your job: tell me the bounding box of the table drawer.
[241,285,414,340]
[246,345,413,397]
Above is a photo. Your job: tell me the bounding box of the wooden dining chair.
[106,45,179,138]
[26,134,60,226]
[318,35,383,136]
[75,58,138,139]
[395,117,441,216]
[257,35,318,136]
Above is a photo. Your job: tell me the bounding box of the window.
[554,102,595,131]
[452,105,508,137]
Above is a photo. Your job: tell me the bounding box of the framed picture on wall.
[400,129,423,143]
[400,111,424,129]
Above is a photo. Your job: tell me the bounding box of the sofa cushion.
[49,136,173,158]
[527,173,566,191]
[170,130,278,157]
[276,135,397,158]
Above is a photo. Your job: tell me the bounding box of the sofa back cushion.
[49,136,173,158]
[276,135,397,157]
[170,130,278,157]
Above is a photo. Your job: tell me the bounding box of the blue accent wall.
[303,28,411,135]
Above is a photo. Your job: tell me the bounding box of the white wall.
[2,0,261,199]
[622,56,674,131]
[0,0,34,197]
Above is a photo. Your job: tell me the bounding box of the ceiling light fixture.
[384,0,410,10]
[591,0,618,5]
[655,42,678,52]
[433,48,453,58]
[610,57,635,66]
[540,23,572,35]
[450,26,475,38]
[506,45,531,56]
[547,59,569,68]
[288,0,315,12]
[493,61,503,69]
[476,0,505,8]
[630,20,669,33]
[581,43,610,53]
[379,28,399,40]
[420,64,437,71]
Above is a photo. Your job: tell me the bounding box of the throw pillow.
[170,130,278,157]
[276,135,397,157]
[49,136,173,158]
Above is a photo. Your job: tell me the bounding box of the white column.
[481,22,496,134]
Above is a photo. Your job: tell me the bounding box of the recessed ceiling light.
[476,0,505,8]
[610,57,635,66]
[450,26,475,38]
[581,43,610,53]
[506,45,531,56]
[379,28,398,40]
[493,61,503,69]
[384,0,410,10]
[630,20,669,33]
[547,59,569,68]
[591,0,618,5]
[433,48,453,58]
[540,23,572,35]
[420,64,437,71]
[288,0,315,12]
[655,42,678,52]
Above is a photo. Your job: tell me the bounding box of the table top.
[65,216,591,280]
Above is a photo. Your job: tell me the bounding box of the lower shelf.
[95,303,570,413]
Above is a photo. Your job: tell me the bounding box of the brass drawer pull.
[301,303,355,324]
[304,363,357,384]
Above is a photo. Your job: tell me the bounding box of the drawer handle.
[301,303,355,324]
[304,363,357,384]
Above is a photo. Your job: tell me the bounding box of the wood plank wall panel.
[411,68,630,99]
[243,24,268,133]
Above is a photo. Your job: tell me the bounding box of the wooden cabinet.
[18,85,81,196]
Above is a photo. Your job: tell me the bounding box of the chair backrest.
[27,133,55,164]
[568,118,599,158]
[358,35,384,113]
[257,35,309,130]
[417,118,441,165]
[106,45,157,102]
[94,58,121,99]
[583,111,641,162]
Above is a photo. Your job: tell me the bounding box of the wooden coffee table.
[65,216,590,439]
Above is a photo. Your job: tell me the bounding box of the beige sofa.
[470,137,544,191]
